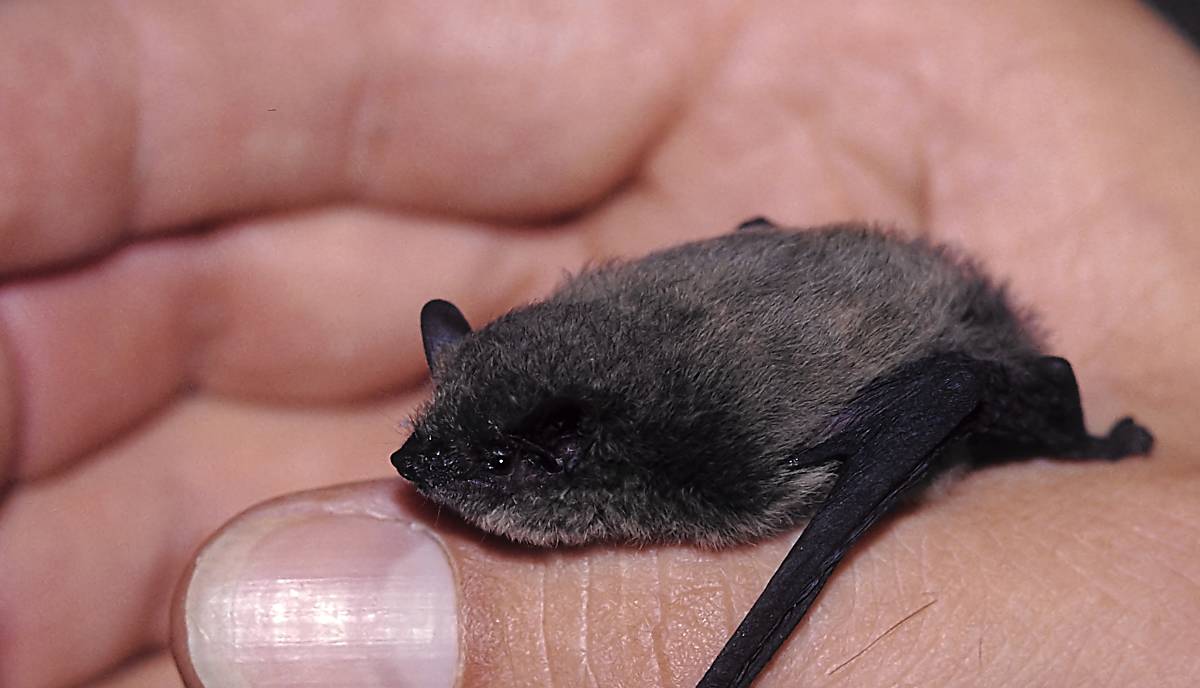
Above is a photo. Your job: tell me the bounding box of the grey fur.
[392,222,1040,547]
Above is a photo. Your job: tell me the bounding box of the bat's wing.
[698,353,983,688]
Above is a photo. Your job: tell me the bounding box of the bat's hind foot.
[1098,417,1154,459]
[971,357,1155,465]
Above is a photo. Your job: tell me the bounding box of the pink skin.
[0,1,1198,686]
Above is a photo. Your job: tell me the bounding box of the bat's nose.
[391,447,420,482]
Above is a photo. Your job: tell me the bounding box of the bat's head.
[391,298,828,547]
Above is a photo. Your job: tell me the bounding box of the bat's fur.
[393,222,1049,547]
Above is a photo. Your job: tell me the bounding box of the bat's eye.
[485,449,515,475]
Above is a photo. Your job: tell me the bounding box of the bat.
[390,219,1153,687]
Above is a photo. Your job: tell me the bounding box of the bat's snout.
[391,433,461,488]
[391,435,438,486]
[390,446,420,482]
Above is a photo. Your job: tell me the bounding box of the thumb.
[168,470,1184,687]
[171,480,810,687]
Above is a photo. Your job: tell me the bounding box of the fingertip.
[171,555,203,688]
[171,482,460,688]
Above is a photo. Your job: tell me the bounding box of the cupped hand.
[1,1,1197,687]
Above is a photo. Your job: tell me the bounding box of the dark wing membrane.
[697,354,983,687]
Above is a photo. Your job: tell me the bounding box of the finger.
[183,211,580,402]
[174,468,1200,688]
[0,0,723,272]
[0,392,414,688]
[0,209,586,481]
[173,481,776,688]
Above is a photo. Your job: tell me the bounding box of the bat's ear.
[736,216,778,232]
[419,299,472,376]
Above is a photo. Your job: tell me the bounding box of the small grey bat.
[391,219,1153,687]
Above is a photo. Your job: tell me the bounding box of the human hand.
[1,1,1197,687]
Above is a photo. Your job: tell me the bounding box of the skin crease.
[0,0,1197,686]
